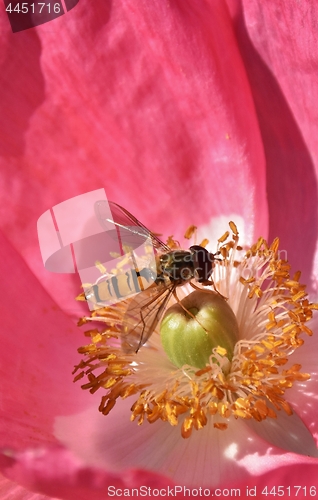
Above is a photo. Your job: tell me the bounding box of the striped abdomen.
[85,267,155,308]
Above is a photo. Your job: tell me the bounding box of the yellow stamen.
[184,225,197,239]
[74,223,317,439]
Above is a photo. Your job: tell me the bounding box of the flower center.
[74,223,318,438]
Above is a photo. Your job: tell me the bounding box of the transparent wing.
[95,200,171,253]
[121,283,176,353]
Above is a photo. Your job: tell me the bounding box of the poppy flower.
[1,1,318,499]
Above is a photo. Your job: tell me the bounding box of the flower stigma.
[74,223,318,439]
[160,290,239,369]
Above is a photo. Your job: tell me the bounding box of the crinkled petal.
[2,448,318,499]
[0,471,57,500]
[0,447,174,500]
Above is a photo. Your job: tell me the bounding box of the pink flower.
[1,1,318,498]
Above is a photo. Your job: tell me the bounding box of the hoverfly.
[84,201,219,353]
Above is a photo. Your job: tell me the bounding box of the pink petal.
[0,230,88,448]
[228,1,318,283]
[0,0,267,312]
[55,396,318,489]
[1,0,318,496]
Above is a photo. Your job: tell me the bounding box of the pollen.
[74,224,317,439]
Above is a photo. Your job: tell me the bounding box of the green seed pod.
[160,290,239,369]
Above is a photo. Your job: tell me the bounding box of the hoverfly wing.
[81,201,161,311]
[95,200,171,253]
[109,202,171,252]
[121,283,175,353]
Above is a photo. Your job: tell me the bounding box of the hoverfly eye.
[190,245,213,283]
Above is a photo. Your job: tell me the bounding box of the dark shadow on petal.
[245,409,318,457]
[0,31,45,157]
[65,0,80,11]
[285,326,318,442]
[232,5,318,286]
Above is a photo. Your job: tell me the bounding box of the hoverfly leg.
[172,289,196,322]
[190,281,228,301]
[172,289,209,334]
[135,306,148,352]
